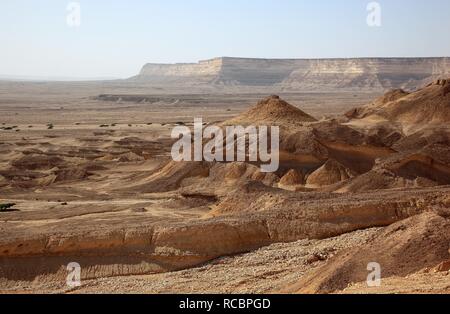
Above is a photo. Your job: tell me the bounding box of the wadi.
[0,59,449,294]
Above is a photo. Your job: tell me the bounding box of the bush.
[0,203,17,212]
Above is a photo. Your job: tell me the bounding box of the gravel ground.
[1,228,380,294]
[71,228,380,294]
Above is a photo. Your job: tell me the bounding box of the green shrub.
[0,203,17,212]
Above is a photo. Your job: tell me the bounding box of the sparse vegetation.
[99,124,109,128]
[0,203,17,212]
[47,123,54,130]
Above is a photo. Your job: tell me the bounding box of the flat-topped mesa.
[132,57,450,91]
[138,58,224,77]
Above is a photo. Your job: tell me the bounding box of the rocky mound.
[336,150,450,193]
[346,79,450,134]
[385,153,450,185]
[54,166,96,183]
[280,119,394,174]
[11,154,65,171]
[225,95,316,126]
[346,89,410,119]
[130,161,211,193]
[306,159,355,187]
[181,162,280,198]
[118,152,145,162]
[279,169,303,186]
[335,169,414,193]
[392,129,450,156]
[285,212,450,293]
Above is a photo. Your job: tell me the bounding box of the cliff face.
[134,57,450,91]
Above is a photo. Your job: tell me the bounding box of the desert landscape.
[0,57,449,294]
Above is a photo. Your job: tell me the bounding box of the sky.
[1,0,450,79]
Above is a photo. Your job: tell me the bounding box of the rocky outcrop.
[224,95,316,126]
[306,159,355,187]
[346,78,450,134]
[285,212,450,293]
[133,57,450,91]
[279,169,303,186]
[1,185,449,283]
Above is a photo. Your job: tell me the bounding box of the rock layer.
[134,57,450,91]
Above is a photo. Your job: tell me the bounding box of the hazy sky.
[1,0,450,79]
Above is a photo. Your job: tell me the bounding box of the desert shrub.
[0,203,16,212]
